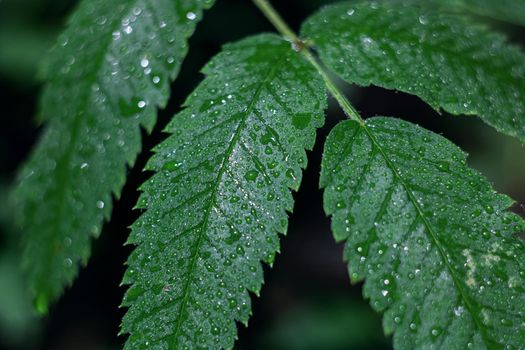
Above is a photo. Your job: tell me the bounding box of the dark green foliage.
[121,34,326,349]
[302,2,525,143]
[10,0,525,349]
[320,117,525,348]
[11,0,215,312]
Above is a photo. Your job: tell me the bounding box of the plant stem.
[302,52,363,124]
[252,0,300,42]
[251,0,363,124]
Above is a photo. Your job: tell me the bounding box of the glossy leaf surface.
[121,34,326,349]
[321,117,525,349]
[12,0,215,312]
[302,2,525,143]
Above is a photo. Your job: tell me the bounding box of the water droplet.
[59,37,69,47]
[186,11,197,20]
[292,113,311,130]
[454,306,464,316]
[95,16,107,26]
[163,160,182,171]
[285,169,296,181]
[470,209,481,218]
[119,97,143,117]
[336,201,346,209]
[245,170,258,182]
[500,318,513,326]
[437,161,449,171]
[361,36,373,47]
[225,226,241,245]
[228,298,237,309]
[64,258,73,267]
[431,327,441,336]
[418,15,428,25]
[96,201,105,209]
[140,57,149,68]
[65,55,75,66]
[347,8,355,16]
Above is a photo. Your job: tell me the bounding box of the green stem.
[252,0,363,124]
[302,52,363,124]
[252,0,300,42]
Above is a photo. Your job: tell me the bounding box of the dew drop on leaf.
[244,170,258,182]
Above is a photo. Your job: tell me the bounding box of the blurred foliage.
[0,0,77,85]
[255,295,389,350]
[0,180,40,347]
[0,24,56,84]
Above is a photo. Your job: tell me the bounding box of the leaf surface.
[320,117,525,349]
[121,34,326,349]
[302,2,525,143]
[12,0,214,312]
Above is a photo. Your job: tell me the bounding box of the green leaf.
[121,34,326,349]
[12,0,215,312]
[320,117,525,349]
[301,2,525,143]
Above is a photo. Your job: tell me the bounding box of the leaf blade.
[12,0,215,311]
[302,2,525,143]
[320,117,525,348]
[121,34,326,349]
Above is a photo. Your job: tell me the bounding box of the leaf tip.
[34,292,49,315]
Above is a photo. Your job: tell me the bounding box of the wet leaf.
[321,117,525,349]
[302,2,525,143]
[11,0,215,312]
[121,34,326,349]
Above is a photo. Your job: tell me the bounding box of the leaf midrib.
[167,45,291,347]
[360,122,493,347]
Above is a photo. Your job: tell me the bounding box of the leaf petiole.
[252,0,363,124]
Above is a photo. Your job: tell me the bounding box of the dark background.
[1,0,524,349]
